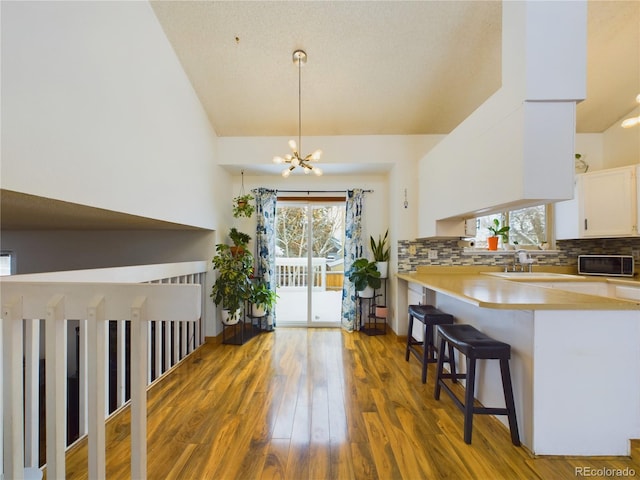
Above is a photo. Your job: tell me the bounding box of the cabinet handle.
[584,218,588,230]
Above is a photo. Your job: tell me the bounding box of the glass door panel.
[275,202,345,326]
[310,204,344,325]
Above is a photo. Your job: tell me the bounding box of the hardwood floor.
[64,328,640,479]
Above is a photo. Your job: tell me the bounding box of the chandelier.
[621,94,640,128]
[272,50,323,177]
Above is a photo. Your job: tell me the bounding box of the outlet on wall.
[428,249,438,259]
[409,245,417,255]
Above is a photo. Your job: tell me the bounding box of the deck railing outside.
[0,261,207,480]
[275,257,328,290]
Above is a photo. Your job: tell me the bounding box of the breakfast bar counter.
[396,267,640,456]
[396,270,640,310]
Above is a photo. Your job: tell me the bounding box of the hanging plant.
[233,194,255,218]
[233,170,255,218]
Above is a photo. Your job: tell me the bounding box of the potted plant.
[233,193,255,218]
[348,258,381,298]
[210,243,254,325]
[370,229,390,278]
[487,218,510,251]
[229,227,251,257]
[249,280,278,317]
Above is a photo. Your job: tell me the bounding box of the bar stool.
[434,324,520,446]
[405,305,454,383]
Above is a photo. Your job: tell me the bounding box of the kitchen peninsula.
[397,267,640,456]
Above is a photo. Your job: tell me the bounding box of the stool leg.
[500,358,521,446]
[405,314,414,361]
[463,356,476,444]
[421,321,428,383]
[449,343,457,383]
[434,337,448,400]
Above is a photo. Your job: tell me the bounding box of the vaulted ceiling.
[151,1,640,137]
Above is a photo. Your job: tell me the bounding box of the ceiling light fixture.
[621,94,640,128]
[272,50,323,177]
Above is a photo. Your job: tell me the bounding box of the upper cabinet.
[555,165,638,239]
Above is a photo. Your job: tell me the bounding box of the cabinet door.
[554,177,580,239]
[579,166,636,237]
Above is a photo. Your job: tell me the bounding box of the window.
[0,251,15,276]
[474,205,549,249]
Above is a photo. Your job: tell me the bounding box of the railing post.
[46,294,67,479]
[78,319,88,437]
[117,320,127,407]
[131,296,148,480]
[3,296,24,480]
[24,318,40,468]
[87,296,106,480]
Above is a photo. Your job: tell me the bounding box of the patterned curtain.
[341,189,364,331]
[252,188,277,330]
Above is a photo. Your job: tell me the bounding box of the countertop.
[397,266,640,310]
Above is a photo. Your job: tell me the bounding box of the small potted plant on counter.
[487,218,510,251]
[348,258,382,298]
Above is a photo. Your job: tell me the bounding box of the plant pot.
[375,305,388,318]
[221,308,242,326]
[376,261,389,279]
[487,236,499,251]
[230,246,245,257]
[358,286,375,298]
[237,200,247,209]
[252,303,267,317]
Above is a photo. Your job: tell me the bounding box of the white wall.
[603,105,640,169]
[1,1,223,230]
[418,1,587,238]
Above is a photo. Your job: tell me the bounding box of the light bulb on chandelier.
[273,49,323,177]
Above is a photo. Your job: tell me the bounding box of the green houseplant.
[348,258,381,298]
[487,218,510,251]
[249,280,278,317]
[233,194,255,218]
[370,229,390,278]
[210,243,254,325]
[229,227,251,257]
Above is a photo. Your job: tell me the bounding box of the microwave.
[578,255,634,277]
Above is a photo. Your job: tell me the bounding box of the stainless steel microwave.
[578,255,634,277]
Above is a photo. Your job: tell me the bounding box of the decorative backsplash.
[397,237,640,273]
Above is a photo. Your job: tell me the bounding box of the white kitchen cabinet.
[555,165,638,239]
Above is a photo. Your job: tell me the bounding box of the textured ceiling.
[3,1,639,231]
[151,0,640,137]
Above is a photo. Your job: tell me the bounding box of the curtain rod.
[275,189,373,194]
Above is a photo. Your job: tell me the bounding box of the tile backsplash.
[397,237,640,273]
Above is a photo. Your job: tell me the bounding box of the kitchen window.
[474,205,550,249]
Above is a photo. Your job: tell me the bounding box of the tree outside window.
[474,205,548,248]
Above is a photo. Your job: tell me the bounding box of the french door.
[275,201,345,326]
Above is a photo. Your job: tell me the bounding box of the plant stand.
[358,278,388,336]
[222,302,263,345]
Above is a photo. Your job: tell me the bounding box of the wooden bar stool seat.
[405,305,454,383]
[434,324,520,446]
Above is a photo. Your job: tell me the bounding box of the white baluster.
[164,321,171,371]
[117,320,126,407]
[87,296,106,480]
[24,319,40,468]
[78,319,88,436]
[45,294,66,480]
[130,296,148,480]
[3,296,24,480]
[154,320,162,379]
